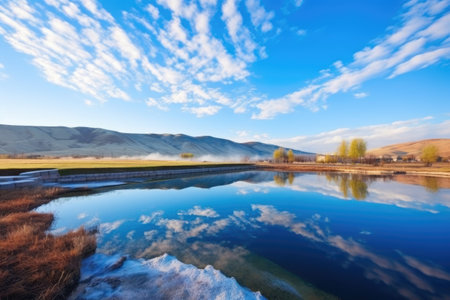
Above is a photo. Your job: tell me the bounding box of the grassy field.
[0,159,249,176]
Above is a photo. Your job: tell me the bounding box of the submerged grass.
[0,188,96,299]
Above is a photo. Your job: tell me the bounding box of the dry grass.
[0,188,96,299]
[0,188,64,216]
[259,162,450,174]
[0,158,244,176]
[368,138,450,158]
[0,158,203,170]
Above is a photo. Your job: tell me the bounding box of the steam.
[61,153,265,162]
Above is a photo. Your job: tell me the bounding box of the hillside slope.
[368,139,450,158]
[0,125,312,158]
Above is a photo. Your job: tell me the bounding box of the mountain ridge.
[0,124,313,158]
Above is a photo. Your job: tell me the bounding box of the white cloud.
[222,0,259,62]
[0,62,7,80]
[389,47,450,78]
[109,26,141,68]
[245,0,274,32]
[0,0,447,120]
[146,4,159,19]
[0,0,259,117]
[296,29,307,36]
[294,0,303,7]
[267,117,450,153]
[0,0,135,102]
[353,92,368,99]
[146,97,169,111]
[236,130,249,137]
[253,0,450,119]
[252,84,319,119]
[150,82,164,93]
[84,99,95,106]
[183,105,221,117]
[79,0,114,22]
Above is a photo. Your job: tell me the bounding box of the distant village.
[270,139,446,165]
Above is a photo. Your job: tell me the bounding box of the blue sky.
[0,0,449,152]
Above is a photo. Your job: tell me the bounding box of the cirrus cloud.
[252,0,450,119]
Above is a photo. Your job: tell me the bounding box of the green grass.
[0,159,251,176]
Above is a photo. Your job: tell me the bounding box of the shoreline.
[0,188,96,299]
[257,162,450,178]
[2,159,450,190]
[0,164,257,189]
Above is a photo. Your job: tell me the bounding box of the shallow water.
[37,171,450,300]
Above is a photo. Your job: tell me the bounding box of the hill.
[0,124,312,159]
[368,139,450,158]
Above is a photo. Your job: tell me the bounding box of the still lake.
[37,171,450,300]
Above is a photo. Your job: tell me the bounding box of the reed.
[0,188,96,299]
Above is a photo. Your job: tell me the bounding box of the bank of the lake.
[0,187,96,299]
[259,162,450,178]
[0,158,253,176]
[0,159,256,189]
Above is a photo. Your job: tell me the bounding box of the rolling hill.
[0,124,312,159]
[368,139,450,158]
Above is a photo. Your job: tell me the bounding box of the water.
[37,171,450,300]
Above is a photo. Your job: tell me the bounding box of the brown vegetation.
[259,162,450,176]
[368,138,450,158]
[0,188,96,299]
[0,188,65,216]
[394,175,450,190]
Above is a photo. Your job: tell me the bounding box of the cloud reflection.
[139,211,164,224]
[99,220,125,234]
[232,172,450,213]
[178,205,219,218]
[128,201,450,299]
[250,204,450,299]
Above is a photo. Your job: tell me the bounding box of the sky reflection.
[37,171,450,300]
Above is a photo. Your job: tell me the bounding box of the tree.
[349,138,367,162]
[273,173,287,186]
[423,177,439,193]
[349,175,368,200]
[273,147,286,163]
[337,140,348,162]
[288,172,294,185]
[180,153,194,159]
[324,154,334,163]
[421,145,439,166]
[287,149,295,163]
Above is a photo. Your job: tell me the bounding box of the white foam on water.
[70,253,266,300]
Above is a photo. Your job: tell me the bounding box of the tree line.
[272,138,441,166]
[335,138,367,163]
